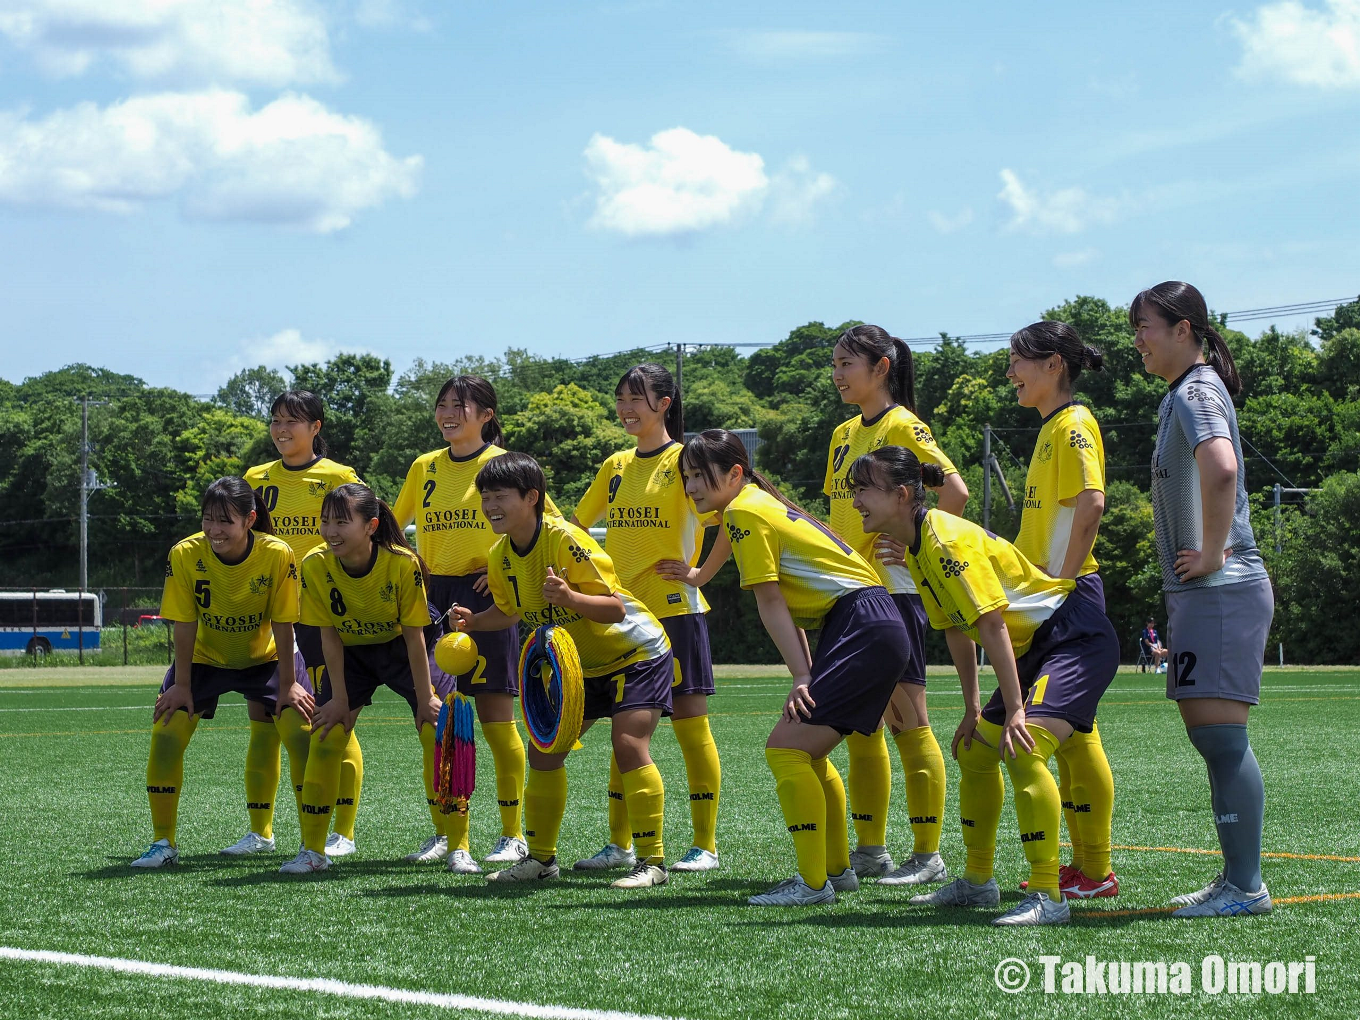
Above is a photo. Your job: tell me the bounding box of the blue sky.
[1,0,1357,394]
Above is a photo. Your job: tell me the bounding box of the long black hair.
[615,363,683,441]
[1009,321,1104,386]
[835,324,917,413]
[680,429,805,514]
[435,375,504,446]
[321,482,429,578]
[474,451,547,517]
[849,448,946,506]
[269,390,328,458]
[201,476,273,534]
[1129,281,1242,396]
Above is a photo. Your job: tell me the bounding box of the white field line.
[0,947,690,1020]
[0,703,243,713]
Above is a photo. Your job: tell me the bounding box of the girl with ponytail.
[132,478,305,869]
[680,430,914,907]
[1005,320,1118,900]
[1131,281,1275,917]
[281,483,455,875]
[823,324,967,888]
[848,448,1119,926]
[393,376,561,872]
[237,390,364,863]
[571,363,731,873]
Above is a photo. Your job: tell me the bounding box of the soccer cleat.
[671,847,720,872]
[612,861,669,889]
[483,835,529,864]
[1169,871,1225,906]
[445,849,483,874]
[130,839,179,869]
[487,856,560,883]
[993,891,1071,926]
[848,845,895,878]
[1064,869,1119,899]
[220,831,275,856]
[828,867,859,893]
[748,876,836,906]
[325,833,357,858]
[909,876,1001,907]
[572,843,636,871]
[1021,862,1080,891]
[404,834,449,863]
[278,848,329,874]
[1172,880,1272,917]
[880,852,949,886]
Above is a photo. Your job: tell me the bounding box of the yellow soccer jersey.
[486,516,669,677]
[160,532,300,669]
[394,444,562,577]
[824,406,959,595]
[574,442,710,619]
[299,544,431,646]
[1014,403,1105,578]
[244,457,361,562]
[905,509,1074,656]
[724,484,880,630]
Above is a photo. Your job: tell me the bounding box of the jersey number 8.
[329,588,347,616]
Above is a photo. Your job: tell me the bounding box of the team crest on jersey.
[1068,429,1094,451]
[656,467,677,487]
[938,556,968,578]
[248,574,274,596]
[567,543,591,563]
[307,480,328,498]
[195,559,208,573]
[1037,440,1054,463]
[378,581,396,603]
[726,522,751,543]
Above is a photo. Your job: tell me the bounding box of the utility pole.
[980,424,1015,532]
[1272,483,1315,667]
[674,342,685,397]
[78,396,112,591]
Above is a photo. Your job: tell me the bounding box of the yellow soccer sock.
[524,767,568,862]
[1060,722,1115,879]
[299,726,347,853]
[810,756,851,877]
[894,725,946,855]
[607,752,632,850]
[1003,724,1064,900]
[765,748,828,891]
[334,729,363,841]
[445,804,471,853]
[672,715,721,853]
[621,763,666,865]
[1054,744,1083,874]
[274,708,311,825]
[845,728,891,849]
[482,720,525,840]
[244,719,281,840]
[146,711,198,845]
[956,720,1005,885]
[419,723,444,837]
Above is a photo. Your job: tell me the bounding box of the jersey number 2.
[422,479,436,508]
[1173,651,1197,687]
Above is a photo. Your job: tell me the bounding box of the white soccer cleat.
[828,867,860,893]
[879,852,949,886]
[748,875,836,906]
[993,891,1071,926]
[909,876,1000,907]
[404,834,449,863]
[445,849,483,874]
[278,848,330,875]
[612,861,669,889]
[325,833,357,858]
[1172,880,1272,917]
[572,842,636,871]
[483,835,529,864]
[670,847,720,872]
[848,845,895,878]
[220,831,276,856]
[130,839,179,869]
[1169,871,1225,906]
[487,856,560,883]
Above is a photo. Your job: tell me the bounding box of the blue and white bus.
[0,590,102,655]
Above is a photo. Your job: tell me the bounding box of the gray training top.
[1152,363,1268,592]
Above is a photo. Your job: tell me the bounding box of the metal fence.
[0,586,169,665]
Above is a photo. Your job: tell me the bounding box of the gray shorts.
[1164,577,1274,704]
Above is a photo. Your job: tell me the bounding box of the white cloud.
[926,207,974,234]
[1229,0,1360,88]
[250,328,339,373]
[584,127,768,237]
[350,0,431,32]
[997,169,1122,234]
[721,30,886,61]
[0,0,338,86]
[769,155,837,225]
[1053,248,1100,268]
[0,90,422,231]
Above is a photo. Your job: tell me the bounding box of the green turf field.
[1,666,1356,1019]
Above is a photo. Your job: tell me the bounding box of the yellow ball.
[434,631,479,677]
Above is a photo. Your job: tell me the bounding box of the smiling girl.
[131,478,303,868]
[572,364,730,874]
[824,325,967,886]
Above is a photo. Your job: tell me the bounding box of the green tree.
[290,353,394,472]
[215,366,287,419]
[1274,472,1360,664]
[502,383,630,513]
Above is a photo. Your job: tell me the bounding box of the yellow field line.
[1088,891,1360,918]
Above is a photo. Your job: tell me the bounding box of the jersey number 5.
[194,580,211,609]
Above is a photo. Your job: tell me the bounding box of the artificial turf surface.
[0,665,1356,1019]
